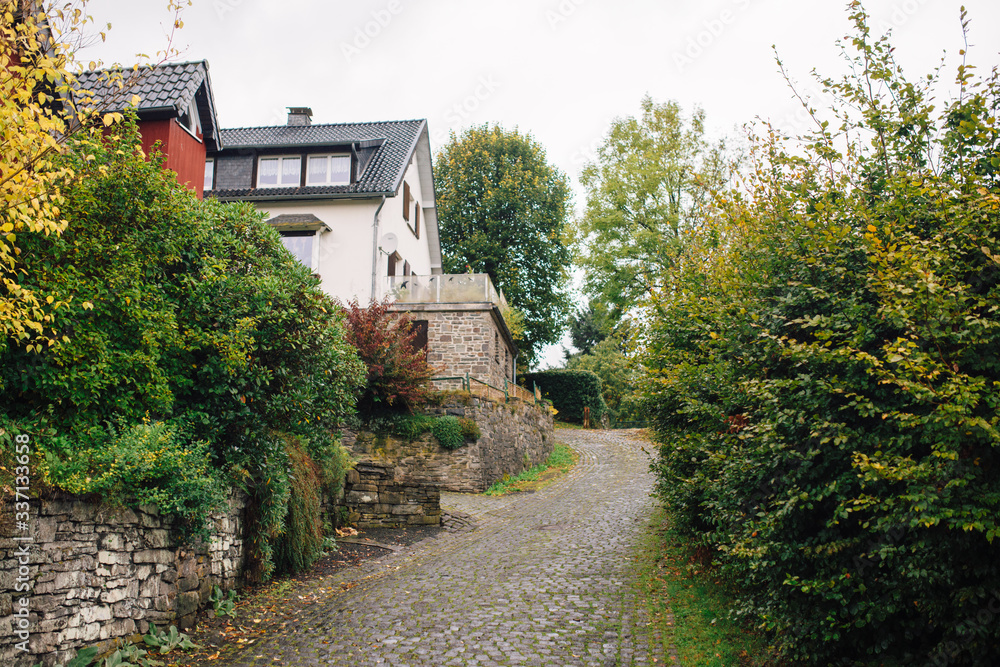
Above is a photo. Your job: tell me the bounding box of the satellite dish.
[380,232,398,255]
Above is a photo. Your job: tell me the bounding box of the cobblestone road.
[212,429,675,666]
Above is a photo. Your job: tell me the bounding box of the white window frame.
[278,230,321,269]
[305,154,352,186]
[257,155,302,188]
[204,158,214,191]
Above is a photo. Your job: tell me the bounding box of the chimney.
[287,107,313,127]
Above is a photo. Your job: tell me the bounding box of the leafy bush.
[521,370,607,424]
[565,338,642,422]
[273,435,325,574]
[458,417,481,441]
[431,415,465,450]
[40,419,222,533]
[0,116,364,578]
[645,8,1000,665]
[340,297,433,418]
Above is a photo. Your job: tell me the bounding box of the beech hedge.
[644,9,1000,665]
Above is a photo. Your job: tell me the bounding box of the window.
[403,260,411,276]
[410,320,429,357]
[204,158,214,191]
[306,154,351,186]
[257,156,301,188]
[279,231,315,268]
[403,181,411,221]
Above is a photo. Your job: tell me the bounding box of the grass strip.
[635,506,779,667]
[483,443,577,495]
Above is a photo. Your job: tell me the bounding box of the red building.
[76,60,221,198]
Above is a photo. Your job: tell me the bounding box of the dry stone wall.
[340,397,555,520]
[0,492,245,667]
[341,462,441,528]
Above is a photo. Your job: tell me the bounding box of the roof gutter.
[370,195,388,303]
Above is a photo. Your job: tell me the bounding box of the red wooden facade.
[138,119,208,198]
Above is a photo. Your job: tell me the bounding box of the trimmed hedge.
[521,370,607,424]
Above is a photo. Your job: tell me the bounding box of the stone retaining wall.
[340,397,555,520]
[0,493,245,667]
[341,462,441,528]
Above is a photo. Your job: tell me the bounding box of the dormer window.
[306,154,351,186]
[258,156,301,188]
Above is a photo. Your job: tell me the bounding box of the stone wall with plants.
[0,493,245,667]
[341,396,554,506]
[340,462,441,528]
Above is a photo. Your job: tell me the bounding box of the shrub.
[0,116,364,578]
[521,370,607,424]
[431,416,465,450]
[645,8,1000,664]
[340,297,433,418]
[273,435,324,575]
[458,417,481,441]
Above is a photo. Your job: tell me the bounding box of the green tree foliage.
[0,118,364,579]
[567,301,615,356]
[0,0,183,348]
[565,338,640,423]
[522,369,606,424]
[576,96,728,318]
[435,124,573,365]
[340,297,433,419]
[646,6,1000,664]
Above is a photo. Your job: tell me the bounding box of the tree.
[0,0,184,350]
[646,6,1000,663]
[566,300,615,356]
[576,96,729,318]
[565,338,639,422]
[435,124,573,366]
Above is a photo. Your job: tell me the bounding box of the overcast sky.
[82,0,1000,367]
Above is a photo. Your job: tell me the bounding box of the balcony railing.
[384,274,508,311]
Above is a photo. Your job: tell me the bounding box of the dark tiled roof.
[76,61,221,151]
[212,119,425,198]
[268,213,324,225]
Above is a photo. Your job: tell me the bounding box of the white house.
[207,108,520,387]
[207,107,441,304]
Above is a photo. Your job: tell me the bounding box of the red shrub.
[340,297,433,417]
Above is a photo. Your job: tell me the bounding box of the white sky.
[82,0,1000,368]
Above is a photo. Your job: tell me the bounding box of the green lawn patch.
[484,443,577,495]
[636,507,780,667]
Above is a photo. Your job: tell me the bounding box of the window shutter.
[403,260,411,276]
[403,182,411,221]
[414,206,420,238]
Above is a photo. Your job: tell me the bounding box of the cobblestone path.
[213,429,675,666]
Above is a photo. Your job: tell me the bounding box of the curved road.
[213,429,675,667]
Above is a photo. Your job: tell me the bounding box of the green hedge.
[521,370,607,423]
[644,11,1000,664]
